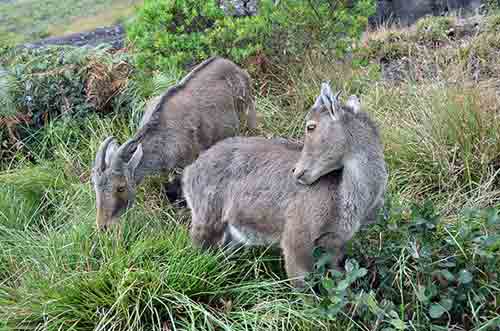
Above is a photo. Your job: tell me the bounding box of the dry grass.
[356,17,500,212]
[85,55,134,112]
[360,22,414,45]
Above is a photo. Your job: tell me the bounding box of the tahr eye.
[117,186,126,193]
[306,123,317,133]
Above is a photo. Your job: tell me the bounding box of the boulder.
[372,0,482,26]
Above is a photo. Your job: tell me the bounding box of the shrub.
[1,46,135,122]
[268,0,375,59]
[0,46,141,169]
[127,0,375,72]
[309,202,500,330]
[415,16,454,44]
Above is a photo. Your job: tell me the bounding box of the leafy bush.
[0,46,142,169]
[268,0,375,59]
[486,13,500,32]
[127,0,375,71]
[1,46,136,121]
[308,202,500,330]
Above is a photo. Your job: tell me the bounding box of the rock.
[18,25,125,50]
[372,0,482,26]
[219,0,260,16]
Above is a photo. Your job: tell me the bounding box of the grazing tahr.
[92,56,256,230]
[182,82,387,288]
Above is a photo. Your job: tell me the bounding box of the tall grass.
[366,82,500,211]
[0,181,326,330]
[0,14,499,331]
[0,105,329,330]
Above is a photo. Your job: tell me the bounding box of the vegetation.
[0,46,143,165]
[127,0,375,71]
[0,2,499,331]
[0,0,142,45]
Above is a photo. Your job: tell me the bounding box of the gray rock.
[18,25,125,50]
[372,0,482,26]
[219,0,260,16]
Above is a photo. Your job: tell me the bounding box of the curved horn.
[333,90,342,110]
[111,138,138,171]
[95,136,116,172]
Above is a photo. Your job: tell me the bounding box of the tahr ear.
[127,143,143,177]
[320,81,334,110]
[346,95,361,113]
[329,90,343,122]
[318,81,343,121]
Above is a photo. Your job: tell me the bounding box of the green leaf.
[429,303,447,319]
[416,286,429,303]
[440,270,455,281]
[344,259,359,273]
[486,208,499,225]
[389,318,407,330]
[336,279,350,291]
[457,270,473,284]
[440,298,453,311]
[322,278,335,290]
[389,310,400,319]
[312,246,324,259]
[356,267,368,279]
[327,302,344,317]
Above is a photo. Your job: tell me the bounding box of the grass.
[0,0,143,45]
[0,10,499,331]
[0,162,325,330]
[47,2,140,36]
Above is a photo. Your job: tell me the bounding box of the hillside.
[0,1,499,330]
[0,0,142,46]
